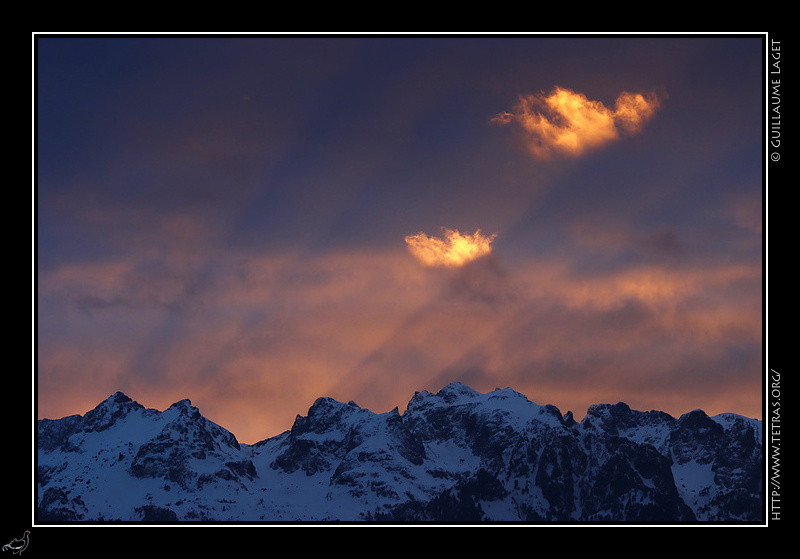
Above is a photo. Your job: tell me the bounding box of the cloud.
[443,254,518,308]
[492,86,662,159]
[37,246,437,442]
[613,90,662,134]
[405,228,497,268]
[37,238,762,443]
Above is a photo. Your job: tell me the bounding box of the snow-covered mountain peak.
[712,412,762,443]
[80,391,147,433]
[106,391,135,405]
[583,401,638,424]
[435,381,481,402]
[410,382,532,410]
[166,398,194,411]
[678,408,712,421]
[37,383,763,523]
[289,395,374,438]
[582,401,677,430]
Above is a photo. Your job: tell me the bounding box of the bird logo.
[2,531,29,555]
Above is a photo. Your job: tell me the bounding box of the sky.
[35,34,765,445]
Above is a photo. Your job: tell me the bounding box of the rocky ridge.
[36,383,763,522]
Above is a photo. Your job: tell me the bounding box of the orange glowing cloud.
[37,238,762,443]
[492,86,662,159]
[405,228,497,268]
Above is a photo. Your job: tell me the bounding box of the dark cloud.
[441,254,519,308]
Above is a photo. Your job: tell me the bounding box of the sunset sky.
[36,34,764,444]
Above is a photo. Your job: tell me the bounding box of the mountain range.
[36,382,763,523]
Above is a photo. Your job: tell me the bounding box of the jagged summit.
[413,382,530,405]
[37,382,763,523]
[107,391,134,403]
[89,390,139,413]
[409,382,536,409]
[435,381,480,402]
[78,391,146,434]
[167,398,194,409]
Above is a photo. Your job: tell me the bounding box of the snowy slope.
[36,383,763,522]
